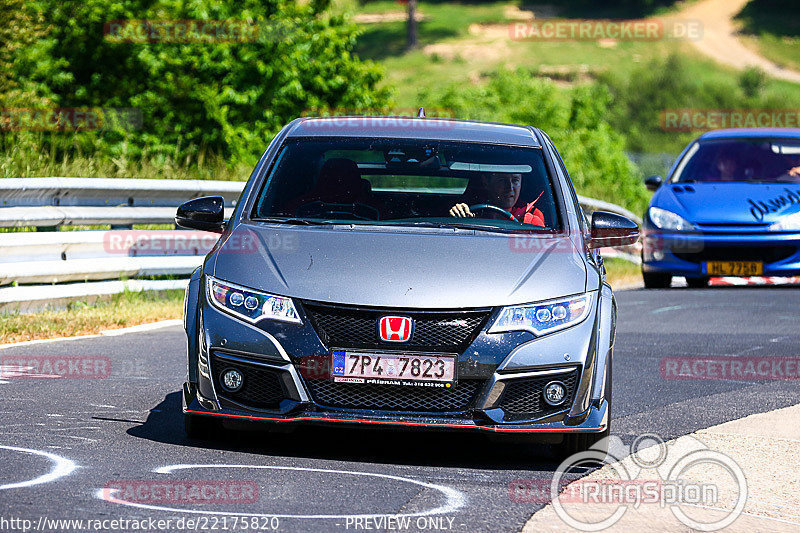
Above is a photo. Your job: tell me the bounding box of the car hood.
[211,223,587,309]
[657,182,800,224]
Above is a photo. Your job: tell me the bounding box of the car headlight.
[206,276,301,324]
[768,210,800,231]
[488,294,592,336]
[648,207,695,231]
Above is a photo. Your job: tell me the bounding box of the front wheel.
[685,276,709,288]
[560,427,610,461]
[643,272,671,288]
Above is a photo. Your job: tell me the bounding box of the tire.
[184,412,219,440]
[557,358,613,461]
[685,276,709,288]
[642,272,671,288]
[560,427,610,461]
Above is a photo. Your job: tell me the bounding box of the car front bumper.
[183,381,609,435]
[183,277,613,436]
[641,229,800,277]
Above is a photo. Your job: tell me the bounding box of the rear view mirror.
[645,175,663,191]
[175,196,226,233]
[588,211,639,249]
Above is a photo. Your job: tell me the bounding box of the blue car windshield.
[251,138,560,231]
[673,138,800,183]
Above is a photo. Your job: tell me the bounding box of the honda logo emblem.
[379,316,413,342]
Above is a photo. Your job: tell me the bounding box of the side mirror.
[175,196,226,233]
[644,175,663,191]
[588,211,640,249]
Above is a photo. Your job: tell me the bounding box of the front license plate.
[705,261,763,276]
[330,351,455,386]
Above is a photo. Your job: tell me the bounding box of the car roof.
[699,128,800,140]
[285,116,542,147]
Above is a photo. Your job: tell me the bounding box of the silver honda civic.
[177,114,639,455]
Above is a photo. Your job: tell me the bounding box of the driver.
[449,172,545,226]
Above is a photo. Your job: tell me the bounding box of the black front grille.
[498,369,579,421]
[302,302,490,352]
[306,379,483,413]
[673,245,796,264]
[210,354,287,409]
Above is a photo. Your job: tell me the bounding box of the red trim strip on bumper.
[185,409,603,433]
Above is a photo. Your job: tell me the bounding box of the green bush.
[599,53,797,154]
[427,69,650,214]
[5,0,390,166]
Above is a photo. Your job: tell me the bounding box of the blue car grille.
[673,244,796,264]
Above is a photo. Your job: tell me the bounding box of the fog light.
[221,368,244,392]
[543,381,567,406]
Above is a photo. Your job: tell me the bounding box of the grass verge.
[603,257,642,289]
[0,289,184,345]
[735,0,800,72]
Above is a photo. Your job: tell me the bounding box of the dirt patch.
[423,40,512,64]
[353,11,426,24]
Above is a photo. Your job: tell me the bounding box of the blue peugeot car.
[642,128,800,288]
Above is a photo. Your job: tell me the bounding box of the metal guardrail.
[577,195,642,225]
[0,177,641,312]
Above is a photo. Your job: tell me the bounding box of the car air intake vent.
[301,302,491,352]
[306,379,483,413]
[210,353,287,409]
[498,369,579,421]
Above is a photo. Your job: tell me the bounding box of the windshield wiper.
[255,217,329,225]
[391,221,515,233]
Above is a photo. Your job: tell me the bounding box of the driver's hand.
[449,203,474,218]
[789,166,800,177]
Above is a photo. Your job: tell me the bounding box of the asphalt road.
[1,286,798,533]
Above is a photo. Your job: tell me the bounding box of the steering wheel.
[469,204,515,220]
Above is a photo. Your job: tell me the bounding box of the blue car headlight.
[206,276,301,324]
[488,294,592,336]
[648,207,695,231]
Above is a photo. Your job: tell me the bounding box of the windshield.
[673,138,800,183]
[251,138,560,231]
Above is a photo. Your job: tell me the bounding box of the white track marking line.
[0,445,77,490]
[97,463,466,519]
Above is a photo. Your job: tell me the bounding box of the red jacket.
[510,192,545,226]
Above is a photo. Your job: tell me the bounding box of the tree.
[11,0,390,162]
